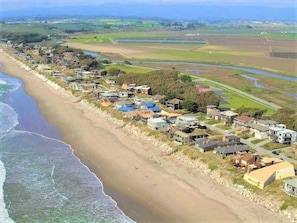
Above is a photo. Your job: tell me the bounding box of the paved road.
[191,76,282,111]
[207,124,297,164]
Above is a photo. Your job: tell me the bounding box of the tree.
[182,99,198,113]
[272,109,297,131]
[108,68,122,76]
[124,60,132,65]
[179,74,192,83]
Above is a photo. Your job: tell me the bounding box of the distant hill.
[1,3,296,22]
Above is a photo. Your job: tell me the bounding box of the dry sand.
[0,50,291,223]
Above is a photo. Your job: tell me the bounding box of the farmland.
[67,33,297,75]
[2,17,296,113]
[62,19,296,113]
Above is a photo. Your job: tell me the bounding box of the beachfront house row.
[147,118,168,131]
[283,179,297,198]
[243,161,295,189]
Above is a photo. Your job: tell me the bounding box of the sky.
[1,0,296,11]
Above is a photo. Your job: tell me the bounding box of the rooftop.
[246,161,294,183]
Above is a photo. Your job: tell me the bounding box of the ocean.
[0,70,135,223]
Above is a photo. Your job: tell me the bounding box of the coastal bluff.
[0,48,295,223]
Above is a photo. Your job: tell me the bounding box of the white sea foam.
[0,79,7,85]
[0,160,15,223]
[0,102,19,137]
[0,73,21,93]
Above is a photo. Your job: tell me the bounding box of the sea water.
[0,71,135,223]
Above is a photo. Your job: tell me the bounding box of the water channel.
[84,51,297,98]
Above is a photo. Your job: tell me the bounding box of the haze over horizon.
[2,0,296,10]
[1,0,296,21]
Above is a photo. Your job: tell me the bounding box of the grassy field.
[68,31,172,44]
[220,91,276,114]
[105,64,154,74]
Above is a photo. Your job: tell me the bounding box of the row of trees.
[2,33,49,44]
[115,70,220,113]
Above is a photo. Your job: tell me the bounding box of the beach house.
[206,105,221,120]
[269,124,297,144]
[147,117,168,131]
[195,139,218,152]
[220,110,238,124]
[173,130,208,144]
[248,123,269,139]
[243,161,295,189]
[214,145,249,158]
[176,115,198,128]
[165,98,183,110]
[233,115,254,129]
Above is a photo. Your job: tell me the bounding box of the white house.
[147,118,168,131]
[277,130,297,144]
[269,125,297,144]
[176,115,198,127]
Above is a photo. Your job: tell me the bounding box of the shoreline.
[0,50,293,223]
[0,161,15,223]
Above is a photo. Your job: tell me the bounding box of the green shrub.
[280,202,289,211]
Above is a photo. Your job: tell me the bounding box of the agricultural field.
[67,33,297,75]
[64,20,296,113]
[2,17,296,113]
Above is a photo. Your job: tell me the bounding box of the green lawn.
[105,64,154,74]
[196,80,276,115]
[222,91,275,114]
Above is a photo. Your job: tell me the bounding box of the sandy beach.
[0,50,291,223]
